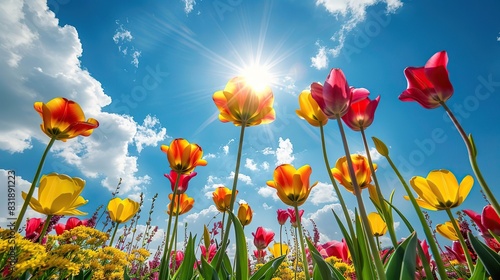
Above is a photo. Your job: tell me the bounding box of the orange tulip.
[213,76,275,126]
[166,193,194,216]
[331,154,376,193]
[295,90,328,127]
[237,203,253,226]
[212,187,236,212]
[160,138,207,174]
[34,97,99,141]
[266,164,318,207]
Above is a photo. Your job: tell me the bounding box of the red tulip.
[317,239,349,263]
[287,208,304,228]
[200,244,217,263]
[170,250,184,270]
[416,240,431,268]
[311,69,369,119]
[445,241,467,263]
[277,209,290,225]
[252,227,275,250]
[464,205,500,238]
[55,217,88,235]
[399,51,453,109]
[164,171,197,194]
[25,218,44,241]
[253,249,267,259]
[342,94,380,131]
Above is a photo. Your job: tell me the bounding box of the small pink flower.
[276,209,290,225]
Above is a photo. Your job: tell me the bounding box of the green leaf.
[355,212,375,280]
[385,231,417,279]
[331,210,361,275]
[469,258,487,280]
[249,255,286,280]
[173,234,197,280]
[306,238,346,280]
[468,231,500,279]
[123,267,131,280]
[227,211,248,280]
[200,256,219,280]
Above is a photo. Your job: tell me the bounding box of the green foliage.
[249,255,286,280]
[384,231,417,280]
[468,231,500,279]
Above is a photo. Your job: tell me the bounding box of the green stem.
[335,117,386,280]
[215,123,246,270]
[445,209,475,273]
[38,215,52,244]
[360,128,398,248]
[294,205,310,280]
[385,155,449,279]
[441,101,500,217]
[319,124,357,243]
[109,222,119,246]
[15,137,56,232]
[375,235,380,252]
[167,198,181,273]
[159,172,181,279]
[221,211,226,245]
[294,227,298,280]
[280,225,283,256]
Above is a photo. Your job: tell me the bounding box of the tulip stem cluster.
[445,209,475,273]
[15,137,56,232]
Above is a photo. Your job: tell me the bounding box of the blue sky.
[1,0,500,256]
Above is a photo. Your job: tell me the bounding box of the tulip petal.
[457,175,474,205]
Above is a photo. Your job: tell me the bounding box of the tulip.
[287,208,304,228]
[34,97,99,141]
[331,154,376,194]
[463,204,500,238]
[367,212,387,237]
[170,250,184,270]
[399,51,453,109]
[237,203,253,226]
[160,138,207,174]
[276,209,290,225]
[253,249,267,259]
[166,193,194,216]
[22,173,88,216]
[212,76,275,126]
[445,241,467,263]
[311,69,369,119]
[405,170,473,211]
[295,90,328,127]
[25,218,44,241]
[55,217,88,235]
[317,239,349,263]
[164,171,197,194]
[342,95,380,131]
[268,243,289,258]
[200,244,217,263]
[266,164,318,207]
[107,197,140,224]
[436,220,459,241]
[252,227,275,250]
[212,187,236,212]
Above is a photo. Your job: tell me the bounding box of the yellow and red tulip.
[212,76,275,126]
[34,97,99,141]
[212,186,236,212]
[107,197,140,223]
[331,154,376,193]
[160,138,207,174]
[266,164,318,207]
[237,203,253,226]
[405,169,473,210]
[367,212,387,237]
[295,90,328,127]
[399,51,453,109]
[436,220,459,241]
[22,173,88,216]
[167,193,194,216]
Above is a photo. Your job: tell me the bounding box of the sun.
[240,64,274,93]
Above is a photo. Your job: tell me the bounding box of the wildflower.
[160,138,207,174]
[213,76,275,126]
[34,97,99,141]
[21,173,88,216]
[266,164,318,207]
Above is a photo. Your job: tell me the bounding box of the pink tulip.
[252,227,275,250]
[164,170,197,194]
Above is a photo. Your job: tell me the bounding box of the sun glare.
[241,64,274,93]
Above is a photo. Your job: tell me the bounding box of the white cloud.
[262,147,275,155]
[303,203,354,241]
[245,158,259,171]
[184,205,219,224]
[309,182,339,205]
[133,115,168,153]
[357,146,382,162]
[0,1,151,195]
[113,21,141,68]
[279,76,297,96]
[257,187,279,200]
[228,171,253,185]
[131,50,141,68]
[183,0,196,15]
[204,153,216,159]
[311,43,329,70]
[276,137,295,165]
[263,203,273,210]
[313,0,403,65]
[222,139,234,155]
[113,24,133,44]
[261,161,270,171]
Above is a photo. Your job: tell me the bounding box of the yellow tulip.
[295,90,328,127]
[34,97,99,141]
[166,193,194,216]
[107,197,140,223]
[21,173,88,215]
[268,243,289,258]
[266,164,318,207]
[160,138,207,174]
[237,203,253,226]
[436,220,459,241]
[405,170,473,211]
[367,212,387,237]
[331,154,377,193]
[212,187,236,212]
[212,76,275,126]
